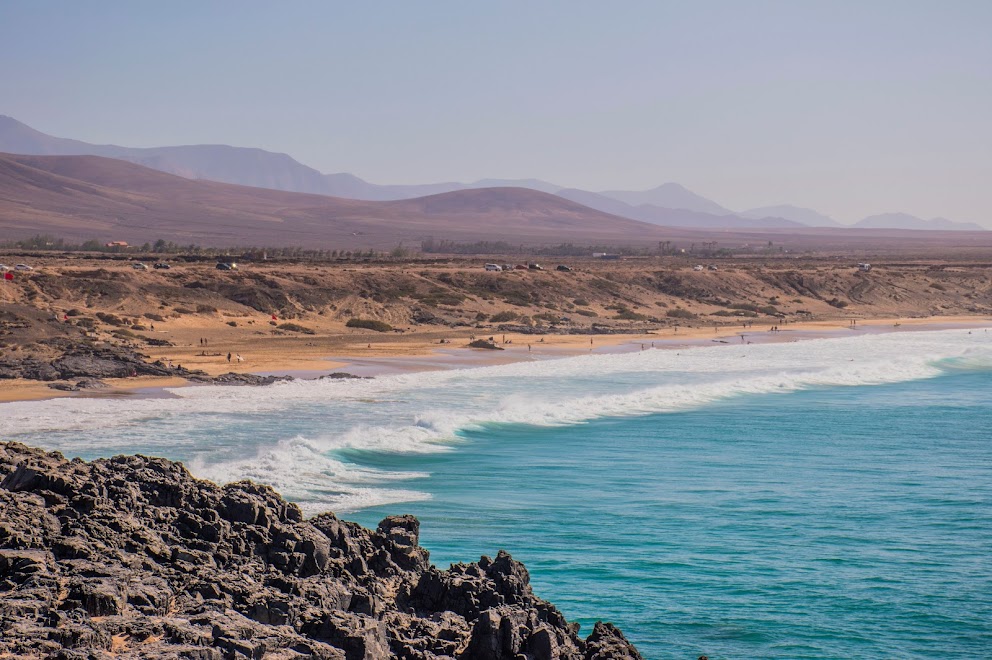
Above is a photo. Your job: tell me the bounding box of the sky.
[1,1,990,225]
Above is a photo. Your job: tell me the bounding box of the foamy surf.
[1,328,989,512]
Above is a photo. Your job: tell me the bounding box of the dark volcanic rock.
[75,378,110,389]
[468,339,504,350]
[0,345,197,381]
[316,372,370,381]
[188,372,296,386]
[0,442,641,659]
[46,378,111,392]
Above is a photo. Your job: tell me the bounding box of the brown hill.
[3,153,992,254]
[0,153,676,248]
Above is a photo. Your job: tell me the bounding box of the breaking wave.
[2,328,989,512]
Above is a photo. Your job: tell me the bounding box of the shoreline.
[1,314,989,405]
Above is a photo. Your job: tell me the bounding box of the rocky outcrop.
[0,345,202,381]
[316,372,369,380]
[467,340,504,350]
[0,442,642,659]
[46,378,110,392]
[188,372,296,386]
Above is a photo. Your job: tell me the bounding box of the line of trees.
[3,234,780,259]
[0,235,388,260]
[419,238,746,257]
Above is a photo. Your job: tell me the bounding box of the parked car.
[693,265,704,271]
[15,264,33,271]
[132,263,149,270]
[707,265,719,271]
[484,263,502,272]
[0,264,9,271]
[216,262,238,271]
[556,265,573,272]
[527,263,543,270]
[513,264,528,270]
[153,262,172,270]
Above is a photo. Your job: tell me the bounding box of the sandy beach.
[3,255,991,404]
[3,314,988,404]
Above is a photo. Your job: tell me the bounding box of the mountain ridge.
[0,152,690,248]
[854,212,985,232]
[1,115,983,231]
[598,182,734,216]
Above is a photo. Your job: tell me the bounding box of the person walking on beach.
[227,352,231,362]
[236,353,243,363]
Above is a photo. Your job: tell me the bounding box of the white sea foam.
[2,328,989,512]
[188,434,431,514]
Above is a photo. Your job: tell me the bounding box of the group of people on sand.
[226,352,244,363]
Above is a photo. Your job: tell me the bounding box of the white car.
[0,264,9,271]
[15,264,33,271]
[132,263,149,270]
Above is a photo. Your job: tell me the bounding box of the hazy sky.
[2,1,990,224]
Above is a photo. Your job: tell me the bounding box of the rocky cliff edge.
[0,442,642,660]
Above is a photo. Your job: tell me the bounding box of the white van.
[485,263,502,272]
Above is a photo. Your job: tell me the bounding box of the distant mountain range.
[0,152,695,248]
[853,212,985,232]
[739,205,846,228]
[0,115,984,231]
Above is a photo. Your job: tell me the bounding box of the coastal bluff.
[0,442,642,659]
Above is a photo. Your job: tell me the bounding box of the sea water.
[2,329,991,658]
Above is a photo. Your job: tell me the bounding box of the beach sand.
[3,314,988,404]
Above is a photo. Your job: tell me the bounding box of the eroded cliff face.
[0,442,642,659]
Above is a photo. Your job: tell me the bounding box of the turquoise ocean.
[2,328,990,658]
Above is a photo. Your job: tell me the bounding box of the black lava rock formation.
[0,442,642,659]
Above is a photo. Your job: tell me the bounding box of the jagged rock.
[468,339,504,350]
[188,372,295,386]
[45,378,110,392]
[0,357,62,380]
[315,372,370,380]
[75,378,109,389]
[411,309,446,325]
[0,442,642,659]
[585,622,645,660]
[47,381,80,391]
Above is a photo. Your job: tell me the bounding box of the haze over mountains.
[3,151,990,254]
[0,115,984,232]
[0,152,687,248]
